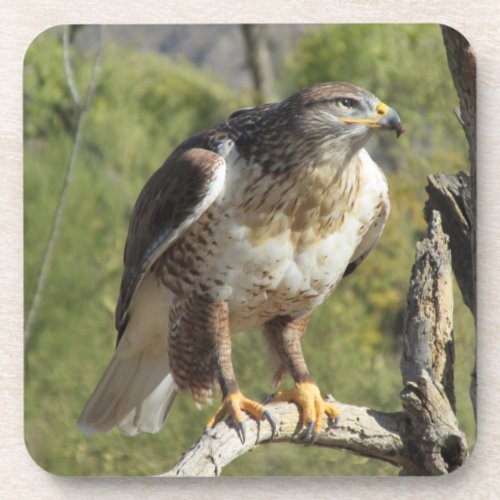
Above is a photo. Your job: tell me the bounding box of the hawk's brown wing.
[115,147,227,338]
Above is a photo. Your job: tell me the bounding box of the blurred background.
[24,24,475,476]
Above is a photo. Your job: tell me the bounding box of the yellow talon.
[273,381,339,437]
[206,391,267,427]
[205,391,278,443]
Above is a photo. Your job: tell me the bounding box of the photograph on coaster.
[24,24,476,476]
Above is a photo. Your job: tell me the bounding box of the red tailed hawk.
[78,82,404,442]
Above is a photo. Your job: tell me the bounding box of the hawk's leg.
[264,314,339,441]
[205,301,275,442]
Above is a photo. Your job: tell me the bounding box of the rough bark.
[425,173,474,315]
[440,26,475,315]
[441,26,476,176]
[165,399,410,477]
[399,371,467,475]
[399,211,467,475]
[163,211,467,477]
[401,211,455,410]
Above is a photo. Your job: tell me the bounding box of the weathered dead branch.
[441,26,476,173]
[165,399,409,477]
[425,173,474,315]
[399,211,467,475]
[401,211,456,410]
[439,27,475,315]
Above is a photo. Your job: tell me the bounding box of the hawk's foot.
[205,391,276,443]
[272,381,339,442]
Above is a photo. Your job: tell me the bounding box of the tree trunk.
[440,25,477,417]
[241,25,276,103]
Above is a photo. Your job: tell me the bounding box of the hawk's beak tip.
[378,107,404,138]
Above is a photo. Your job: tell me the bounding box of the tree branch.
[441,26,476,173]
[62,26,82,108]
[24,27,104,345]
[425,172,474,315]
[165,398,409,477]
[401,210,455,411]
[399,212,467,475]
[241,25,276,103]
[163,211,467,477]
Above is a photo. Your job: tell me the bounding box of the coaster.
[23,24,475,477]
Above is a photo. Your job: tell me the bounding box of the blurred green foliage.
[24,25,475,477]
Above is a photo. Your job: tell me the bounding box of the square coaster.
[23,24,475,477]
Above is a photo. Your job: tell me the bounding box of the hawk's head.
[280,82,404,166]
[291,82,404,136]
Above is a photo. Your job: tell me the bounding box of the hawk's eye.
[336,98,355,110]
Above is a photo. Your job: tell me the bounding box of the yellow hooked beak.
[340,100,405,137]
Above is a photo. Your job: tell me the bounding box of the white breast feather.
[205,148,387,327]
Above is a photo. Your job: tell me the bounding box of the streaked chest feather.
[158,150,388,328]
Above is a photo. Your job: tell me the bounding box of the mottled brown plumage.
[78,82,403,439]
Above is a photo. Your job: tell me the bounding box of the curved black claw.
[307,431,318,445]
[262,393,275,405]
[304,420,315,442]
[237,420,246,444]
[263,409,277,439]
